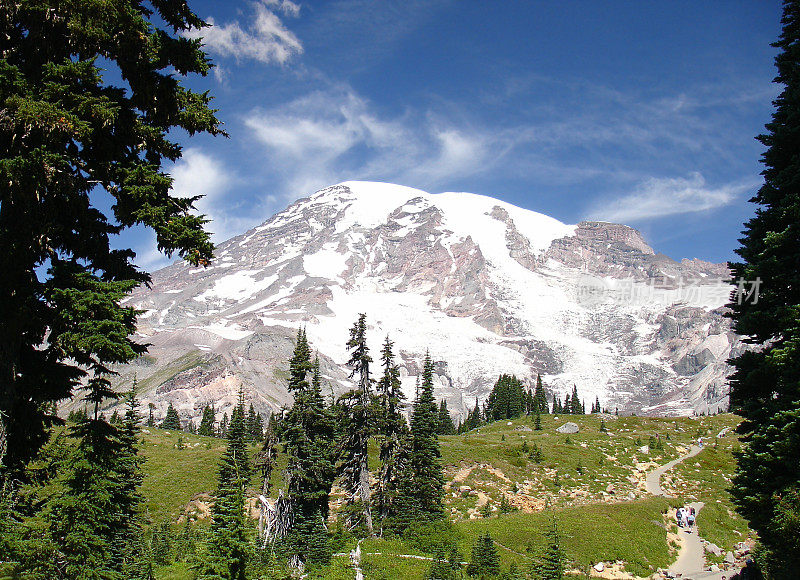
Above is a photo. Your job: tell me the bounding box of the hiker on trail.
[676,507,684,527]
[697,437,704,448]
[686,507,696,531]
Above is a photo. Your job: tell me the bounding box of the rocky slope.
[115,181,740,424]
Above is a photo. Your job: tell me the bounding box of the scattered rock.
[627,492,636,500]
[458,486,472,494]
[556,422,579,434]
[593,562,605,572]
[705,543,723,556]
[516,425,533,432]
[710,564,721,572]
[639,445,650,454]
[725,552,735,564]
[507,421,513,426]
[606,483,616,494]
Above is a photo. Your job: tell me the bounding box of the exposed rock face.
[110,181,738,424]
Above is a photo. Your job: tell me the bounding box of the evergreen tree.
[534,412,542,431]
[533,375,549,414]
[198,405,216,437]
[223,389,250,483]
[47,388,148,578]
[199,410,250,579]
[392,352,445,529]
[552,394,561,415]
[280,332,337,565]
[531,513,566,580]
[340,314,375,536]
[437,400,457,435]
[0,0,222,476]
[562,394,570,415]
[375,336,407,529]
[245,404,263,442]
[467,533,501,578]
[726,2,800,574]
[219,413,229,439]
[147,403,156,428]
[486,374,526,420]
[161,402,181,431]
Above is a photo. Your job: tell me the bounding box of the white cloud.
[185,1,302,66]
[169,148,260,243]
[243,86,495,197]
[587,173,756,223]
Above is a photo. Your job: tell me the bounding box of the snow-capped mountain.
[119,181,741,423]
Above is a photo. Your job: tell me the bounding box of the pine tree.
[47,388,148,578]
[552,394,561,415]
[534,375,549,414]
[534,412,542,431]
[437,400,457,435]
[223,389,250,483]
[340,314,375,536]
[147,403,156,428]
[245,404,263,442]
[467,533,501,578]
[198,405,216,437]
[392,352,444,529]
[161,403,181,431]
[0,0,222,476]
[281,332,336,565]
[531,513,566,580]
[219,413,229,439]
[375,336,407,529]
[199,411,250,580]
[725,2,800,575]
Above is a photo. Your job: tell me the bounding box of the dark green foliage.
[375,336,408,528]
[726,2,800,574]
[552,394,562,415]
[340,313,375,536]
[392,352,445,531]
[147,404,156,428]
[533,375,550,414]
[499,495,515,513]
[467,533,500,578]
[438,400,457,435]
[426,547,462,580]
[198,405,216,437]
[528,442,544,463]
[599,420,608,433]
[534,412,542,431]
[161,402,181,431]
[460,397,484,433]
[486,375,526,421]
[219,413,229,439]
[0,0,222,475]
[531,513,566,580]
[281,331,336,565]
[245,404,263,442]
[151,521,173,566]
[198,389,251,579]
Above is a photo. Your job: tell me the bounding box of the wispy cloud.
[587,173,758,222]
[243,86,498,197]
[169,148,265,243]
[185,0,303,67]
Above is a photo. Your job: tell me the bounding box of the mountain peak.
[121,182,737,425]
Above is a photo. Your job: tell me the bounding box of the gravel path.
[646,446,741,580]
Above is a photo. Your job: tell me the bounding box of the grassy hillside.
[141,413,749,579]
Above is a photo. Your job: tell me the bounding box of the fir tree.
[281,332,336,564]
[219,413,229,439]
[534,412,542,431]
[437,400,457,435]
[198,405,216,437]
[0,0,222,476]
[340,314,375,536]
[375,336,407,529]
[223,389,250,483]
[161,403,181,431]
[47,389,148,578]
[392,352,444,529]
[534,375,549,414]
[467,533,500,578]
[147,403,156,428]
[245,404,263,442]
[552,394,561,415]
[726,2,800,574]
[199,411,250,580]
[531,512,566,580]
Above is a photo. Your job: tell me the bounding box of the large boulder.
[556,422,579,434]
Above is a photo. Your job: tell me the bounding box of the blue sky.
[129,0,782,269]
